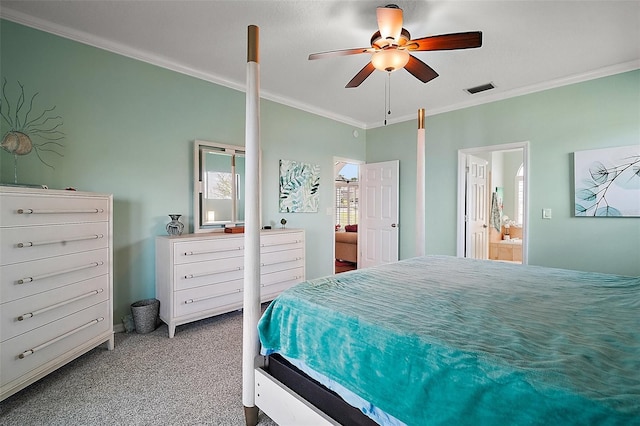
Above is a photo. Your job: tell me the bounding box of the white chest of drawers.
[0,186,114,401]
[156,229,305,337]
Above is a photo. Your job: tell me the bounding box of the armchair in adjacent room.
[335,224,358,264]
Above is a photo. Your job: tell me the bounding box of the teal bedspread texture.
[258,256,640,425]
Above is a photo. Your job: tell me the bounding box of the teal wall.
[0,20,366,323]
[367,70,640,276]
[2,20,638,326]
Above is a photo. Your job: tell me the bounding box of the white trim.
[2,8,636,131]
[0,8,244,92]
[374,60,640,128]
[261,89,367,129]
[456,152,467,258]
[0,8,367,130]
[333,157,363,273]
[456,142,530,264]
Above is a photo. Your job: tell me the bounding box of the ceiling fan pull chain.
[388,72,392,116]
[383,72,392,126]
[383,72,388,126]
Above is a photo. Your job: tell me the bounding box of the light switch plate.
[542,208,552,219]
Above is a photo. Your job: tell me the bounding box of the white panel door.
[359,160,399,268]
[466,155,488,259]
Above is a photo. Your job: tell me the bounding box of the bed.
[253,255,640,425]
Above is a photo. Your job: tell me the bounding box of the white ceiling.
[1,1,639,129]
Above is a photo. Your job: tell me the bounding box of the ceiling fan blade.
[308,47,373,60]
[406,31,482,51]
[346,62,376,88]
[404,55,439,83]
[377,5,403,43]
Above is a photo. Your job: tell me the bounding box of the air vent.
[465,82,495,94]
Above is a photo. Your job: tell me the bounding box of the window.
[335,182,358,226]
[206,171,236,200]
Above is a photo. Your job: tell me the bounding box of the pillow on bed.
[344,224,358,232]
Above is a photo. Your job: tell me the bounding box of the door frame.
[333,157,364,273]
[456,141,530,264]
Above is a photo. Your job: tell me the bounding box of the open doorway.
[456,142,529,264]
[334,159,360,273]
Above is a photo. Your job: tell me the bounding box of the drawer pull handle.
[18,289,104,321]
[260,257,302,267]
[18,317,105,359]
[18,261,104,284]
[261,276,303,287]
[184,289,241,304]
[184,266,242,279]
[17,208,104,215]
[260,240,301,248]
[183,246,243,256]
[17,234,104,248]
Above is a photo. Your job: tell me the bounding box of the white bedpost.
[416,108,426,256]
[243,24,261,426]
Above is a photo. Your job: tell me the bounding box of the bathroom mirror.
[194,140,245,233]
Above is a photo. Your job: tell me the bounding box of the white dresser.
[0,186,114,401]
[156,229,305,337]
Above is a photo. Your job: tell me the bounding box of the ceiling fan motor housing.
[371,29,411,49]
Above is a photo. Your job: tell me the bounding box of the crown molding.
[376,60,640,129]
[259,88,367,129]
[2,8,636,131]
[0,8,247,92]
[0,8,367,130]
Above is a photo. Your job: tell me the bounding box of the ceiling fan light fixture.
[372,49,410,72]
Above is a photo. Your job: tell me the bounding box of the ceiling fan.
[308,4,482,88]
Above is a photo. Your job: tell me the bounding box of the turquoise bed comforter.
[258,256,640,425]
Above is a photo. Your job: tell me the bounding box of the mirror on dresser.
[193,140,245,233]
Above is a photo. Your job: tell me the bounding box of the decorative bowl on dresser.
[0,186,114,401]
[156,228,305,337]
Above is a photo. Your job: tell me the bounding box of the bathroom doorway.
[456,142,529,264]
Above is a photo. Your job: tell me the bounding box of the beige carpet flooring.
[0,308,277,426]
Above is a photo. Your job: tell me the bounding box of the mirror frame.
[193,140,246,233]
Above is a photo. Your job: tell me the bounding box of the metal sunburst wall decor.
[1,79,65,183]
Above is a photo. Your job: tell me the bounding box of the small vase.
[166,214,184,236]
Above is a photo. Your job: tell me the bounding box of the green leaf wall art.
[279,159,320,213]
[574,145,640,217]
